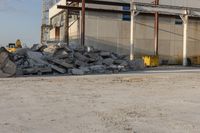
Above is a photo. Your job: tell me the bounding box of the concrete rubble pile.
[0,44,144,77]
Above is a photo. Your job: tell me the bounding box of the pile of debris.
[0,44,144,77]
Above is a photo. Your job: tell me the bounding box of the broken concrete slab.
[79,67,90,73]
[2,59,17,76]
[20,67,52,75]
[114,60,128,67]
[49,64,66,74]
[102,58,114,66]
[43,44,60,55]
[0,49,9,68]
[0,43,146,77]
[114,59,127,65]
[15,48,29,56]
[26,51,66,74]
[48,58,73,69]
[0,70,11,78]
[26,51,46,65]
[74,52,89,62]
[129,59,145,70]
[75,60,87,67]
[53,48,68,59]
[31,44,47,52]
[90,65,106,73]
[100,51,111,58]
[0,47,16,77]
[71,69,84,75]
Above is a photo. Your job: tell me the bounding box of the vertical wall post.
[64,0,69,45]
[81,0,85,46]
[154,0,159,56]
[182,14,189,66]
[130,0,135,60]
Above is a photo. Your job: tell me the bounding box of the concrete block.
[103,58,114,66]
[74,52,89,62]
[90,65,106,73]
[100,51,111,58]
[71,69,84,75]
[129,59,145,70]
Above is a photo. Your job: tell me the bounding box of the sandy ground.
[1,69,200,133]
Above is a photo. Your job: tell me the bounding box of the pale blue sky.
[0,0,41,46]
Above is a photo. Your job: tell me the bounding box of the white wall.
[48,0,200,64]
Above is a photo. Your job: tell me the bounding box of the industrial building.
[46,0,200,64]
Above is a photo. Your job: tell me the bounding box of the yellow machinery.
[143,55,159,67]
[6,39,22,53]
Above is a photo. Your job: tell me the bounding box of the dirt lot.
[1,69,200,133]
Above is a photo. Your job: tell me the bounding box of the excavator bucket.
[0,47,16,78]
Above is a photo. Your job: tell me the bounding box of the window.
[122,6,130,21]
[175,17,183,25]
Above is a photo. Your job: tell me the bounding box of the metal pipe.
[130,0,135,60]
[154,0,159,56]
[81,0,85,46]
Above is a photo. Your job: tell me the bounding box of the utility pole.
[154,0,159,56]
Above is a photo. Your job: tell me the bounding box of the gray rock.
[90,65,106,73]
[79,67,90,73]
[129,59,145,70]
[109,65,125,70]
[15,48,29,56]
[74,52,89,62]
[111,53,118,60]
[0,48,16,77]
[85,53,101,61]
[26,51,46,65]
[103,58,114,66]
[75,60,87,67]
[53,48,68,59]
[95,60,103,65]
[31,44,47,52]
[43,44,60,55]
[71,69,84,75]
[100,51,111,57]
[114,59,127,65]
[114,59,128,67]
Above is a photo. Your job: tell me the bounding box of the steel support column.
[130,0,135,60]
[64,0,69,45]
[81,0,85,46]
[181,14,189,66]
[154,0,159,56]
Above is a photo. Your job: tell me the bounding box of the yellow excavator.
[6,39,22,53]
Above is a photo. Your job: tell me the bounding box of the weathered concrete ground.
[1,69,200,133]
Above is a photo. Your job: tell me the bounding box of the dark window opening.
[122,6,130,21]
[175,17,183,25]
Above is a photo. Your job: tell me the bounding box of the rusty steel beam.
[66,0,130,6]
[81,0,85,46]
[57,5,200,19]
[57,5,130,14]
[64,0,69,45]
[154,0,159,56]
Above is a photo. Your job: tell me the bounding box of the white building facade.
[49,0,200,64]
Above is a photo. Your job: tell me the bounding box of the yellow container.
[143,55,159,67]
